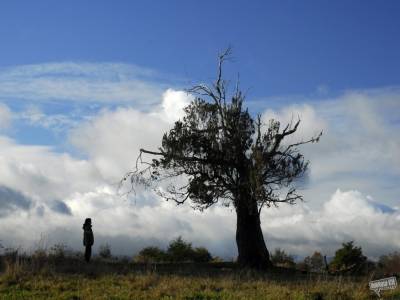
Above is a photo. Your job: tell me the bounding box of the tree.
[124,49,321,269]
[330,241,367,274]
[303,251,325,273]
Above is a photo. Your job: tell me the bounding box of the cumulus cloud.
[69,88,192,181]
[262,189,400,259]
[0,136,99,205]
[157,89,193,122]
[260,89,400,209]
[70,107,165,180]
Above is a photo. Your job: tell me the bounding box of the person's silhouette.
[83,218,94,262]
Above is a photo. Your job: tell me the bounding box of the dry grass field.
[0,255,399,299]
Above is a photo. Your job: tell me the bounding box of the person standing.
[83,218,94,262]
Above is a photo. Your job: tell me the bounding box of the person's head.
[84,218,92,226]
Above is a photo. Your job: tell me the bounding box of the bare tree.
[122,49,322,269]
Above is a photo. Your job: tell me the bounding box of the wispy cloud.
[0,62,171,106]
[17,105,81,132]
[0,103,12,129]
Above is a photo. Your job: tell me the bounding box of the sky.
[0,1,399,260]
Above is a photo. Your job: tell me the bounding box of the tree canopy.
[330,241,367,273]
[124,49,322,269]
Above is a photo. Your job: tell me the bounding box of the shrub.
[135,237,214,263]
[32,248,47,261]
[134,246,167,263]
[49,243,68,261]
[303,251,325,273]
[98,243,112,259]
[167,237,195,262]
[192,247,212,263]
[378,251,400,275]
[271,248,295,268]
[211,256,224,263]
[2,247,19,271]
[296,260,309,272]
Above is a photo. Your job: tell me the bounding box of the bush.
[271,248,295,268]
[378,251,400,275]
[303,251,325,273]
[167,237,195,262]
[135,237,214,263]
[98,244,112,259]
[2,247,19,271]
[210,256,224,263]
[134,246,167,263]
[32,248,47,261]
[192,247,212,263]
[49,243,68,261]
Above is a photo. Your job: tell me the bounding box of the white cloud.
[157,89,192,122]
[261,103,327,143]
[261,189,400,259]
[261,90,400,209]
[70,89,190,181]
[70,107,166,180]
[0,136,98,204]
[69,89,192,181]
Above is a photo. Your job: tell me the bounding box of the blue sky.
[1,1,400,95]
[0,1,399,258]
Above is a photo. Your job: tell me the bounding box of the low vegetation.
[134,237,213,263]
[0,239,399,299]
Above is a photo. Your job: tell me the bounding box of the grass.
[0,256,399,299]
[2,272,399,300]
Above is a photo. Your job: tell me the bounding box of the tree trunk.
[236,199,272,269]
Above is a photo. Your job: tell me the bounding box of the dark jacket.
[83,223,94,246]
